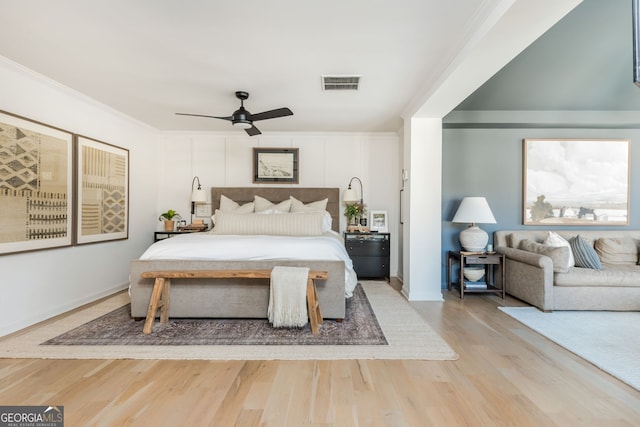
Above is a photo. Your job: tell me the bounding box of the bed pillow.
[254,195,291,213]
[212,210,325,236]
[518,239,570,273]
[569,235,602,270]
[595,237,639,265]
[289,196,328,212]
[219,194,254,213]
[544,231,575,267]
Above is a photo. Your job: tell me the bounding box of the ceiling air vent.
[322,75,361,91]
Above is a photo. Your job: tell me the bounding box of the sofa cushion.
[519,239,570,273]
[544,231,575,267]
[555,263,640,287]
[595,237,639,265]
[569,235,602,270]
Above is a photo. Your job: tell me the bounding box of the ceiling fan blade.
[245,125,262,136]
[175,113,233,121]
[250,108,293,122]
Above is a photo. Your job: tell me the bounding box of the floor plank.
[0,278,638,426]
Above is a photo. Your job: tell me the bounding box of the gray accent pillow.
[569,235,602,270]
[519,239,570,273]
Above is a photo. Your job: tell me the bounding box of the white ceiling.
[0,0,581,134]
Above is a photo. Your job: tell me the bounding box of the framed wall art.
[0,110,74,255]
[253,147,299,183]
[370,210,389,232]
[76,136,129,244]
[523,138,629,225]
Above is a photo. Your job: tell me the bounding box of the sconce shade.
[343,188,358,202]
[452,197,496,252]
[191,188,207,203]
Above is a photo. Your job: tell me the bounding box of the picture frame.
[0,110,74,255]
[370,210,389,232]
[523,138,629,225]
[253,147,299,183]
[76,136,129,244]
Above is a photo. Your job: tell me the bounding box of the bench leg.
[307,278,323,334]
[143,277,168,334]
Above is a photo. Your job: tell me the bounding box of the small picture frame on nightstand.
[370,210,388,232]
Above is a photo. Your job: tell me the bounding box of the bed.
[129,187,356,320]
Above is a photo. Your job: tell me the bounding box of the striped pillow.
[569,235,602,270]
[212,210,325,236]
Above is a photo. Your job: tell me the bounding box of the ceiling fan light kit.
[176,91,293,136]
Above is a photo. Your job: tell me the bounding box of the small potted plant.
[344,202,366,226]
[158,209,181,231]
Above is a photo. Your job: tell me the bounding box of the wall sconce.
[343,176,364,206]
[190,176,207,221]
[451,196,496,252]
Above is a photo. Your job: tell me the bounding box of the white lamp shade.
[191,188,207,203]
[343,188,358,202]
[451,197,496,224]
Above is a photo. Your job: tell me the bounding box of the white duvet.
[139,230,358,297]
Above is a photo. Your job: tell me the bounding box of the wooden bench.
[141,269,327,335]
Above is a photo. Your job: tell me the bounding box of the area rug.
[499,307,640,391]
[0,281,458,361]
[43,284,386,346]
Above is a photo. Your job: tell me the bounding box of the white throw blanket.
[268,266,309,328]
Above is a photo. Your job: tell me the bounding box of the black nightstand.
[344,232,390,280]
[154,229,206,242]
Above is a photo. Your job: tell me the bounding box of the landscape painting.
[523,139,629,225]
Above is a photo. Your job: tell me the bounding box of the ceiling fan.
[176,91,293,136]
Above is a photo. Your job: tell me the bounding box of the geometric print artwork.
[77,136,128,244]
[0,111,73,254]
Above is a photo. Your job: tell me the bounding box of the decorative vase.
[163,220,175,231]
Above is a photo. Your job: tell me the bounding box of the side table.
[447,251,506,299]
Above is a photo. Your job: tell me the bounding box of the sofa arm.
[495,247,555,311]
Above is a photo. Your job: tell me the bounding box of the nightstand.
[344,232,390,280]
[447,251,505,299]
[154,229,207,242]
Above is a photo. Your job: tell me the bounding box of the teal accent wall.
[441,124,640,288]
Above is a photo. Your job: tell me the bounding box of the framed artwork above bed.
[253,147,299,183]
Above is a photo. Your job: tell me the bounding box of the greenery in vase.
[158,209,181,222]
[344,202,366,222]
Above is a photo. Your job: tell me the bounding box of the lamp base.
[459,225,488,252]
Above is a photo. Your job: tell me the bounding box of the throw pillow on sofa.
[544,231,575,267]
[518,239,571,273]
[569,235,602,270]
[594,237,639,265]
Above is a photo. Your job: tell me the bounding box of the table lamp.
[452,197,496,252]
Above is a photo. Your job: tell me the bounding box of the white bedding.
[139,230,358,297]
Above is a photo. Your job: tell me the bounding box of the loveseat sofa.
[494,230,640,311]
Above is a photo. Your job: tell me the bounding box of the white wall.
[0,58,158,336]
[156,132,401,276]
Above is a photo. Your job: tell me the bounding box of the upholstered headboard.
[211,187,340,232]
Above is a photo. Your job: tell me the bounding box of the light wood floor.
[1,279,639,426]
